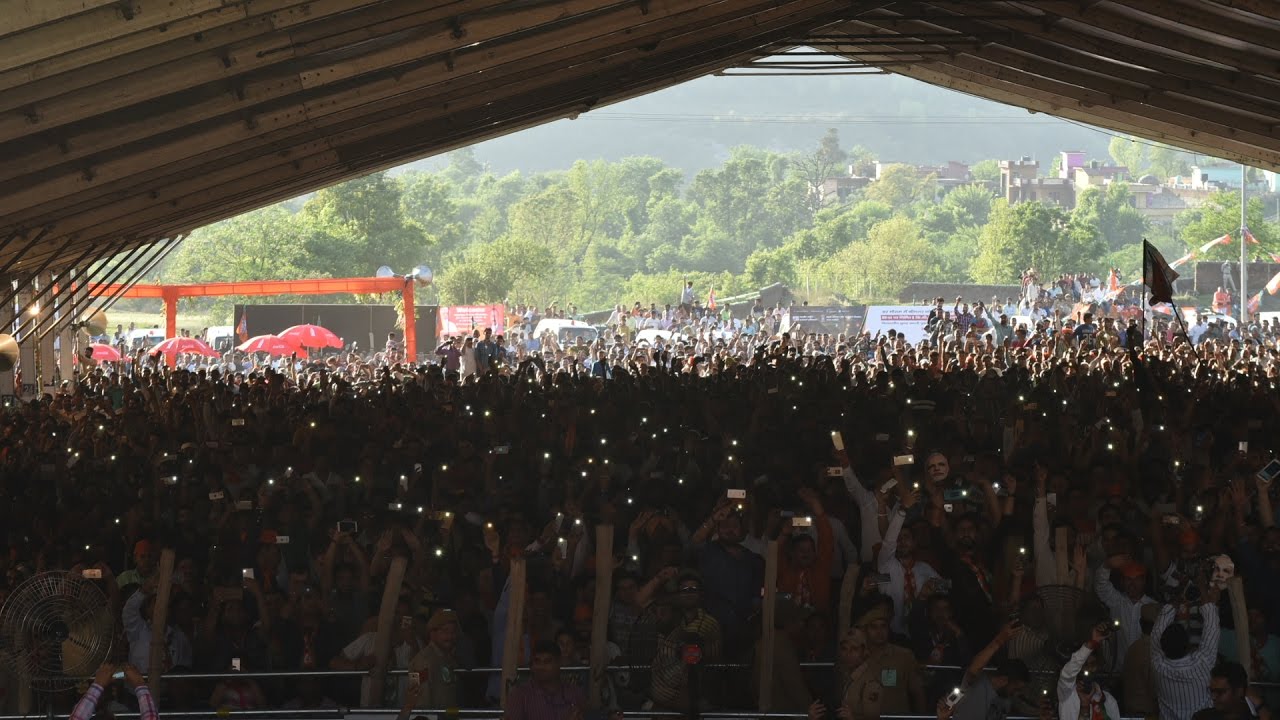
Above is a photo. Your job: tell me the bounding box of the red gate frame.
[87,277,417,360]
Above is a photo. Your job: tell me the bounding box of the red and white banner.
[1169,251,1196,269]
[1198,234,1232,254]
[1266,270,1280,296]
[437,305,505,338]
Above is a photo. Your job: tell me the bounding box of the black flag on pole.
[1142,239,1178,306]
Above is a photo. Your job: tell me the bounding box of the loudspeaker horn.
[0,334,17,372]
[411,265,433,287]
[375,265,395,278]
[85,309,109,336]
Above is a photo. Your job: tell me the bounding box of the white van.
[532,319,598,347]
[206,326,235,353]
[126,328,165,350]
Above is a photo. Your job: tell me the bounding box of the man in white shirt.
[878,493,939,636]
[1094,556,1155,671]
[122,585,193,673]
[1058,624,1121,720]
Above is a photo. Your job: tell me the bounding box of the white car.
[532,319,598,346]
[635,329,688,346]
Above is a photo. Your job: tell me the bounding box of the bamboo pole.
[146,549,176,694]
[588,525,614,709]
[365,556,408,706]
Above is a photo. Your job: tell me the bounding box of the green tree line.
[157,131,1280,315]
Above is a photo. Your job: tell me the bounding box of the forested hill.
[402,72,1113,175]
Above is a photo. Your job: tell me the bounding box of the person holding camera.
[1057,623,1121,720]
[72,664,156,720]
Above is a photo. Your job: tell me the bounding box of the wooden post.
[758,540,779,713]
[146,549,175,692]
[588,525,614,709]
[1226,576,1250,680]
[838,564,858,640]
[162,288,178,368]
[364,556,407,707]
[500,556,528,710]
[1055,527,1070,585]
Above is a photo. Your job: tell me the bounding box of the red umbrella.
[152,337,220,357]
[87,343,122,361]
[236,334,296,356]
[279,324,343,349]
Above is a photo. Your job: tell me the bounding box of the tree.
[820,216,938,301]
[399,171,464,263]
[1147,144,1190,181]
[686,146,810,257]
[1071,183,1148,252]
[971,159,1001,184]
[972,201,1104,283]
[792,128,849,212]
[1108,136,1147,174]
[942,184,998,227]
[167,206,309,284]
[1175,191,1279,261]
[863,164,936,209]
[848,145,877,177]
[434,236,556,305]
[297,172,429,277]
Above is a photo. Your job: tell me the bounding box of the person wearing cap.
[117,539,157,588]
[1096,553,1155,672]
[409,609,460,711]
[856,603,925,717]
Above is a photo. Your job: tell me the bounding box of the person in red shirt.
[777,487,835,615]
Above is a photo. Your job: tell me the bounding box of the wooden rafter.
[4,0,1280,272]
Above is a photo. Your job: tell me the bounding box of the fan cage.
[0,572,115,692]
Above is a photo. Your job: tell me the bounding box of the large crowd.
[3,284,1280,720]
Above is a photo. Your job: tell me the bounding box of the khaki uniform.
[409,642,458,710]
[855,644,923,717]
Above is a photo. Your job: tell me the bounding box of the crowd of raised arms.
[6,286,1280,720]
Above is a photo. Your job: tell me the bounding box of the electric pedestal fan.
[0,572,115,694]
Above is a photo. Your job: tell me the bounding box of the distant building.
[1184,164,1241,190]
[1073,160,1128,188]
[873,160,971,183]
[815,175,872,206]
[1000,156,1075,207]
[1058,150,1086,179]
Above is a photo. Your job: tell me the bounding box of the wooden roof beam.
[0,0,362,91]
[0,0,121,38]
[3,0,231,74]
[843,18,1280,145]
[5,3,848,252]
[0,0,838,216]
[1106,0,1280,54]
[849,7,1280,118]
[0,0,492,114]
[877,57,1280,169]
[1208,0,1280,23]
[1008,0,1280,81]
[913,1,1280,101]
[0,0,624,145]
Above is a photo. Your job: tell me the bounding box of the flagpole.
[1141,246,1147,345]
[1241,163,1248,324]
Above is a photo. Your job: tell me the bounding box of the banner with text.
[781,305,865,336]
[861,305,934,344]
[437,305,505,338]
